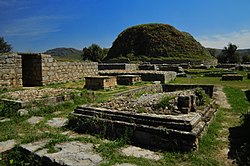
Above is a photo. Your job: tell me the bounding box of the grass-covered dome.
[106,23,215,63]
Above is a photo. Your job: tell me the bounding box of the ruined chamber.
[69,84,216,151]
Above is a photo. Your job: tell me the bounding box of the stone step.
[70,106,205,151]
[74,106,202,132]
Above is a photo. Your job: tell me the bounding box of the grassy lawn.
[0,74,249,165]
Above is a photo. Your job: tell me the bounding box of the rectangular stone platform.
[117,75,141,85]
[99,70,176,84]
[69,106,207,151]
[84,76,117,90]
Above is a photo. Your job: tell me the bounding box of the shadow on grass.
[228,113,250,165]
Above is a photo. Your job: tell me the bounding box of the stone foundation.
[84,76,117,90]
[99,70,176,84]
[69,84,216,151]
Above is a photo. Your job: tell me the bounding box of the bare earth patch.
[213,86,231,109]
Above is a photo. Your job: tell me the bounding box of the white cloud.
[0,16,63,39]
[196,30,250,49]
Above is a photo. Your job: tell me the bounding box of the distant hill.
[207,48,250,57]
[106,23,216,64]
[44,48,82,61]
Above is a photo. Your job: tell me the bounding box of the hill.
[44,48,82,61]
[207,48,250,58]
[106,23,216,64]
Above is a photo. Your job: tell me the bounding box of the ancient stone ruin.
[69,84,216,151]
[84,76,117,90]
[0,53,98,87]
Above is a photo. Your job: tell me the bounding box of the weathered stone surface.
[120,146,163,161]
[20,140,103,166]
[0,53,22,87]
[46,117,69,128]
[85,76,117,90]
[0,139,16,153]
[27,116,44,124]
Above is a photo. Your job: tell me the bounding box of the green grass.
[1,73,250,165]
[172,73,250,89]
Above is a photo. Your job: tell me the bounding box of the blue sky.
[0,0,250,52]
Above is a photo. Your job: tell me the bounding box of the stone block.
[177,95,191,114]
[85,76,117,90]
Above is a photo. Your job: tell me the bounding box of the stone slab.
[120,146,163,161]
[0,139,16,153]
[27,116,44,124]
[46,117,69,128]
[20,140,103,166]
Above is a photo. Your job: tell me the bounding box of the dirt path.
[213,86,236,165]
[213,86,231,109]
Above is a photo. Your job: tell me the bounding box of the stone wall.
[0,53,22,87]
[0,53,98,87]
[41,54,98,85]
[99,70,176,84]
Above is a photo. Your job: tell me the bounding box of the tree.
[0,37,12,53]
[82,44,107,62]
[242,54,250,63]
[221,43,239,63]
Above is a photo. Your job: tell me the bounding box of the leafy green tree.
[242,54,250,63]
[221,43,239,63]
[82,44,108,62]
[0,37,12,53]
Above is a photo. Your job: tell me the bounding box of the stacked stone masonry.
[40,54,98,85]
[84,76,117,90]
[0,53,98,87]
[0,53,22,87]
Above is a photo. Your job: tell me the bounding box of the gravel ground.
[0,88,79,102]
[98,90,195,115]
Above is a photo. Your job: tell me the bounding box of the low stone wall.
[114,84,163,97]
[98,63,138,70]
[99,70,176,84]
[41,54,98,85]
[221,74,243,81]
[162,84,214,97]
[0,53,22,87]
[138,64,158,70]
